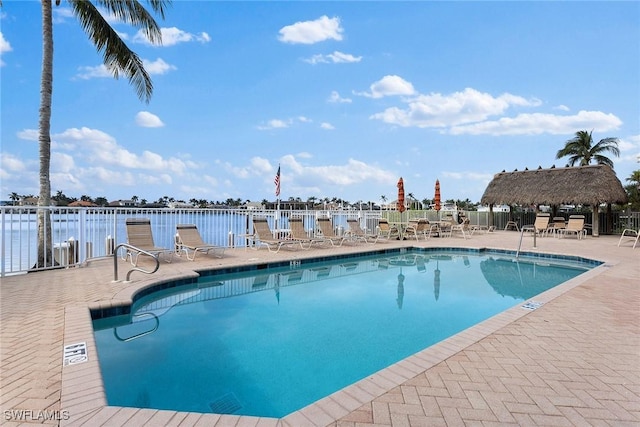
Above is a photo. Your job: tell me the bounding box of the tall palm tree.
[556,130,620,168]
[35,0,170,268]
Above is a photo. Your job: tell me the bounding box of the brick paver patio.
[1,231,638,426]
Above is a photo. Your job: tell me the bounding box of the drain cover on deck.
[209,392,242,414]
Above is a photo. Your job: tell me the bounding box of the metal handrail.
[113,312,159,342]
[516,225,537,258]
[114,243,160,282]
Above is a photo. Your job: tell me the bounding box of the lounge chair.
[559,215,586,239]
[316,217,349,246]
[346,219,379,244]
[288,217,327,248]
[528,213,551,236]
[175,224,225,260]
[124,218,172,266]
[377,218,400,240]
[617,228,639,249]
[547,216,566,237]
[450,217,471,239]
[251,217,303,253]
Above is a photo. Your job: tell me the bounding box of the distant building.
[68,200,98,207]
[108,200,136,207]
[477,204,510,212]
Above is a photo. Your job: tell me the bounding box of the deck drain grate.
[209,392,242,414]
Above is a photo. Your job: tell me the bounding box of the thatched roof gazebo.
[481,165,628,236]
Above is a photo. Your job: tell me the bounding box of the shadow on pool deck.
[0,231,638,426]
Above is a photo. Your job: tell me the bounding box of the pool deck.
[1,230,638,426]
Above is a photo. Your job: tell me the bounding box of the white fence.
[3,206,635,277]
[0,207,386,276]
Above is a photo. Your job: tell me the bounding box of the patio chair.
[617,228,639,249]
[546,216,566,237]
[288,217,327,249]
[251,217,303,253]
[316,217,349,246]
[528,213,551,236]
[346,219,379,244]
[175,224,225,260]
[559,215,586,239]
[403,219,431,241]
[124,218,172,266]
[377,218,400,240]
[450,217,471,239]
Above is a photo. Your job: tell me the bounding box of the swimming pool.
[92,248,598,418]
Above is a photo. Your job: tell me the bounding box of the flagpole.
[274,164,281,235]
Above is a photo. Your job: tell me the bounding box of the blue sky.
[1,1,639,206]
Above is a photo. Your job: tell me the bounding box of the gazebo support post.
[592,204,600,237]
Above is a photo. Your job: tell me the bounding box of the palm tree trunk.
[35,0,54,269]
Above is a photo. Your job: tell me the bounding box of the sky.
[1,1,639,206]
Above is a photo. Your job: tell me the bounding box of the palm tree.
[9,192,20,206]
[34,0,169,269]
[556,130,620,168]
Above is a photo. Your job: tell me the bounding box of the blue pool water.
[92,249,597,418]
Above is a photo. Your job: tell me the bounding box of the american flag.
[274,165,281,197]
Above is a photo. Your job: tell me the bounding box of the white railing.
[8,206,628,277]
[0,207,387,276]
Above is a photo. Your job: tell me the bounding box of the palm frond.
[68,0,158,102]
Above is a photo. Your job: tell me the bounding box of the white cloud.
[328,91,352,104]
[278,16,343,44]
[320,122,335,130]
[370,87,545,128]
[257,117,312,130]
[257,119,290,130]
[75,58,175,80]
[0,31,12,66]
[75,64,112,80]
[0,153,26,179]
[48,127,197,175]
[357,75,416,99]
[17,129,39,141]
[142,58,177,75]
[281,155,396,186]
[304,51,362,64]
[135,111,165,128]
[133,27,211,46]
[448,110,623,136]
[554,104,570,111]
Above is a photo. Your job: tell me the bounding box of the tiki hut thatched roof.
[481,165,628,206]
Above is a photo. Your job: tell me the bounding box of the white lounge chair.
[316,218,349,246]
[346,219,379,244]
[175,224,225,260]
[124,218,172,266]
[617,228,639,249]
[251,217,303,253]
[559,215,586,239]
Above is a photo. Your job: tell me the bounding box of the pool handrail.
[113,243,160,282]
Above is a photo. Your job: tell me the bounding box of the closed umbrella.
[397,177,406,213]
[434,179,441,212]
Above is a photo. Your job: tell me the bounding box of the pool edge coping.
[59,247,610,427]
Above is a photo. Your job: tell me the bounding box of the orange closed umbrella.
[397,177,406,213]
[434,179,441,212]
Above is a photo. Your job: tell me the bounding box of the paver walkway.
[1,231,638,426]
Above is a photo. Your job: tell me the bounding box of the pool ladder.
[113,243,160,282]
[516,225,537,258]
